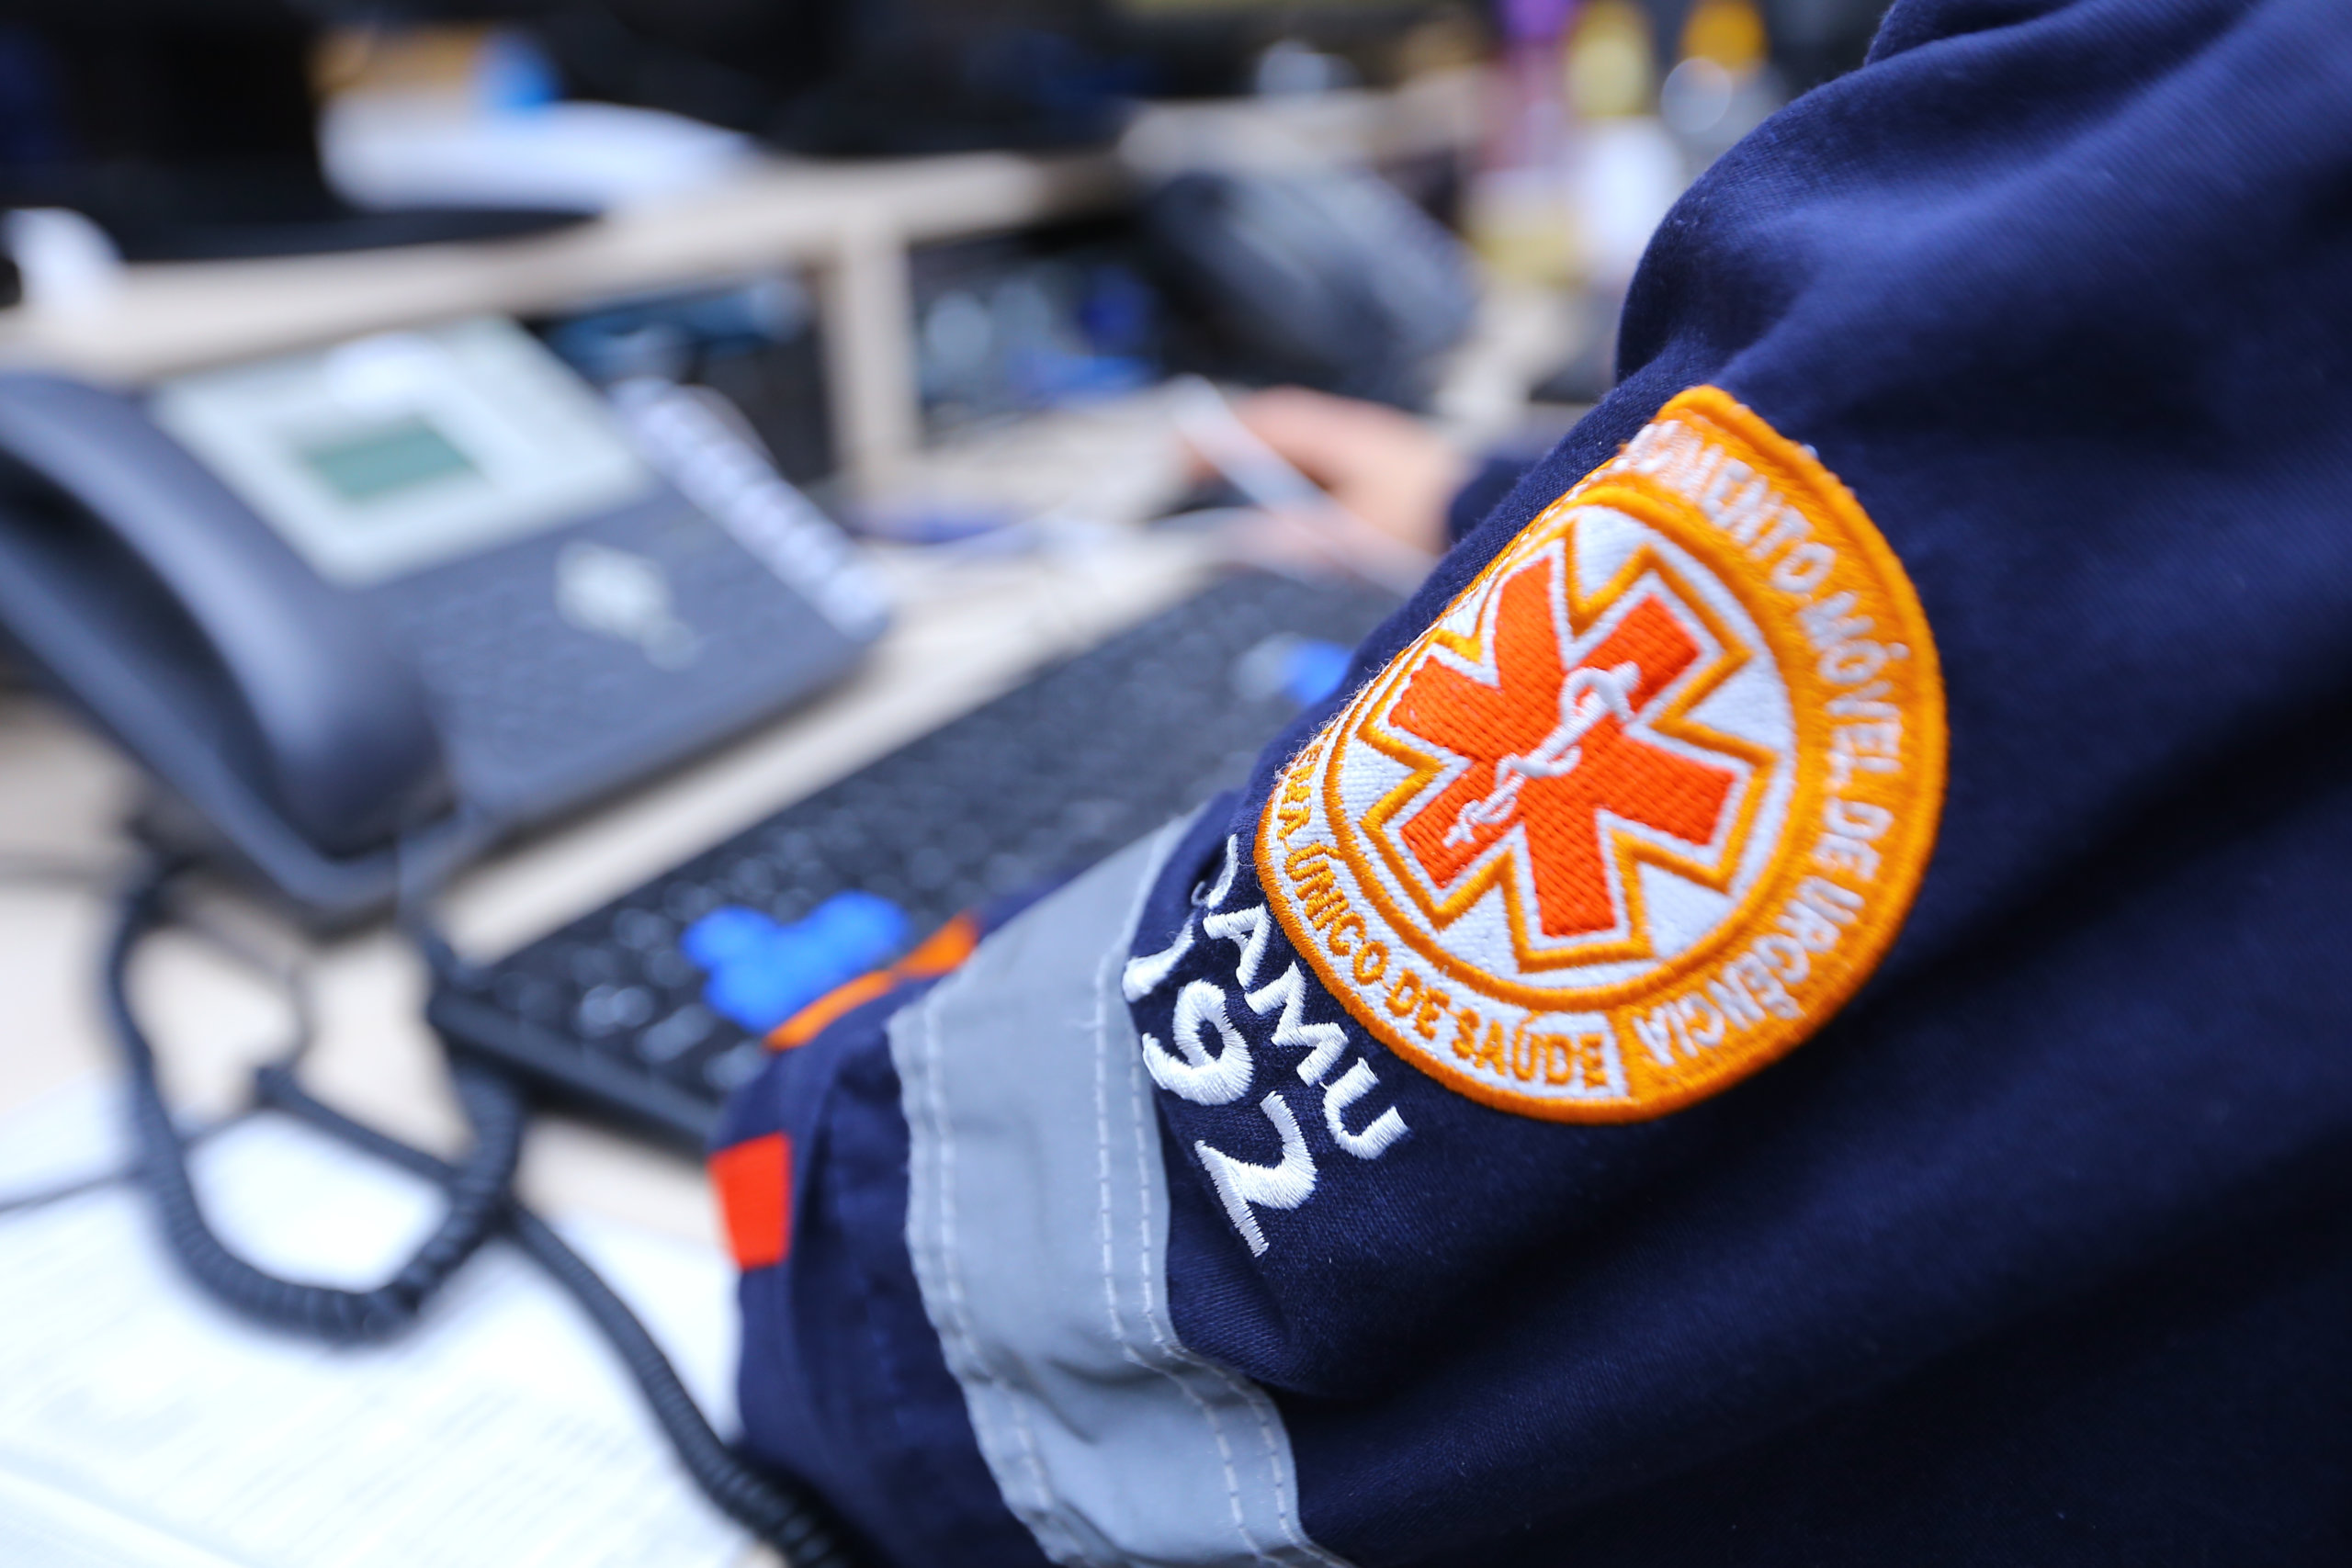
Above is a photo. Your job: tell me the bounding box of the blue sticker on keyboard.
[683,892,911,1035]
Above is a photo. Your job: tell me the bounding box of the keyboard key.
[433,570,1397,1145]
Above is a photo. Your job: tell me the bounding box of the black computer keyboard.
[427,569,1399,1145]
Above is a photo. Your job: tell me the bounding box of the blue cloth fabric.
[1121,0,2352,1561]
[717,978,1053,1568]
[726,1,2352,1562]
[1441,453,1532,546]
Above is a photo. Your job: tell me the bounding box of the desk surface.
[0,248,1578,1248]
[0,379,1266,1566]
[0,515,1227,1258]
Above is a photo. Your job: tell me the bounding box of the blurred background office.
[0,0,1894,926]
[0,0,1889,432]
[0,3,1889,1564]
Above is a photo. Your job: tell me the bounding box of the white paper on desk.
[0,1081,751,1568]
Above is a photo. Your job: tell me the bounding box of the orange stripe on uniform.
[766,912,984,1050]
[709,1132,791,1269]
[897,912,982,976]
[768,971,896,1049]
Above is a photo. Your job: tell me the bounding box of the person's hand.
[1218,388,1468,558]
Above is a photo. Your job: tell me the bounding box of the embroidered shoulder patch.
[1258,388,1945,1122]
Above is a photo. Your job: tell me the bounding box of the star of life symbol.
[1378,543,1756,960]
[1255,385,1946,1124]
[1442,660,1640,846]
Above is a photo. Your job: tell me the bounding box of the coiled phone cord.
[104,856,865,1568]
[106,861,523,1343]
[245,1067,855,1568]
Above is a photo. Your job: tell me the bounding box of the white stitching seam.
[921,983,1080,1563]
[1130,850,1353,1568]
[1143,1053,1363,1568]
[932,819,1350,1568]
[1125,1021,1272,1563]
[1099,828,1266,1562]
[1093,927,1126,1359]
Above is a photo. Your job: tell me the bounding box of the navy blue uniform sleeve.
[715,986,1052,1568]
[1123,0,2352,1562]
[1442,453,1533,547]
[722,4,2352,1565]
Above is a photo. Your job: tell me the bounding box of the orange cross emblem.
[1387,557,1745,943]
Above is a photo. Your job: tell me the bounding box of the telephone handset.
[0,318,880,922]
[0,374,455,891]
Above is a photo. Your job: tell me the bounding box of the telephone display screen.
[153,318,653,587]
[298,418,479,506]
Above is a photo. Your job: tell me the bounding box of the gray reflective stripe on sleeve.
[893,819,1351,1568]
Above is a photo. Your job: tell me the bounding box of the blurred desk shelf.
[0,516,1227,1235]
[0,75,1480,494]
[0,150,1127,497]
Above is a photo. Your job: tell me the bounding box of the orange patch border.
[1256,386,1948,1122]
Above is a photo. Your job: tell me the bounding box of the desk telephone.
[0,316,898,1561]
[0,310,1408,1565]
[0,318,884,921]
